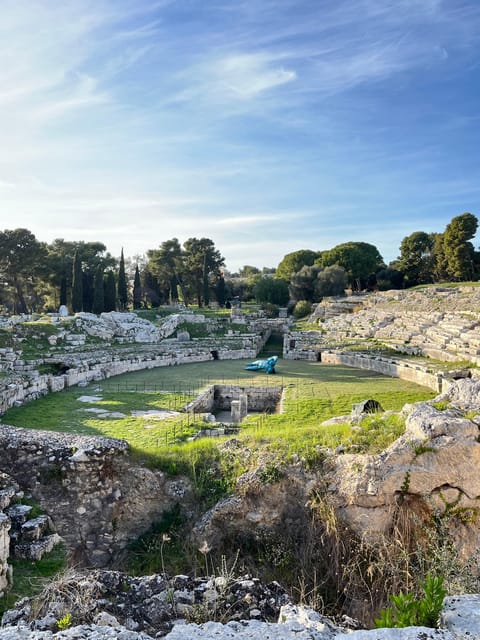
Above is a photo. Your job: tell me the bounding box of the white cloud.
[214,53,296,99]
[216,213,290,227]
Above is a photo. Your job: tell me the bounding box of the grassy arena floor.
[2,358,434,474]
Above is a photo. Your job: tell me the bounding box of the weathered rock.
[0,513,10,596]
[0,425,194,566]
[2,570,290,637]
[440,593,480,639]
[0,625,152,639]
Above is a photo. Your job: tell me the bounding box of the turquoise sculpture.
[245,355,278,374]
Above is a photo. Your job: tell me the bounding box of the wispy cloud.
[0,0,479,269]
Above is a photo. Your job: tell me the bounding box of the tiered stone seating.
[301,286,480,365]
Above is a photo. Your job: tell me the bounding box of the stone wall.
[0,514,9,597]
[321,351,449,392]
[0,346,259,416]
[0,426,192,566]
[184,385,283,415]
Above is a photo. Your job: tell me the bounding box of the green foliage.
[253,276,289,306]
[413,441,437,457]
[375,575,446,628]
[182,237,225,307]
[276,249,319,281]
[441,212,478,281]
[293,300,312,319]
[92,265,104,315]
[0,228,46,314]
[133,264,142,310]
[71,251,83,313]
[176,321,209,338]
[320,242,385,291]
[396,231,435,287]
[124,504,186,575]
[432,400,450,411]
[0,544,67,617]
[118,248,128,310]
[258,463,283,484]
[104,271,116,312]
[347,413,405,454]
[57,613,72,630]
[315,264,347,298]
[289,265,322,303]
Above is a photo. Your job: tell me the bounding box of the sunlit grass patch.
[1,359,434,501]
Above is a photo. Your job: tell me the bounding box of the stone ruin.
[1,294,480,636]
[185,384,284,425]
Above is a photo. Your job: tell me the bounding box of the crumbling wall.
[0,425,192,566]
[184,385,283,414]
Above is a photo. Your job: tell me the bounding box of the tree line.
[0,212,477,314]
[265,212,479,311]
[0,231,224,314]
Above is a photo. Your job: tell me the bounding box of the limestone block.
[14,533,62,561]
[441,594,480,639]
[20,515,50,541]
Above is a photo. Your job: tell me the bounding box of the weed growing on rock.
[375,575,446,628]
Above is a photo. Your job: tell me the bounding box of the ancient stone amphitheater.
[2,289,480,639]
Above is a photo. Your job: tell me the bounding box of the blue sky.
[1,0,479,271]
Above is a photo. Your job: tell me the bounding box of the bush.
[293,300,312,319]
[375,575,446,628]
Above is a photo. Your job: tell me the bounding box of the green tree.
[315,265,348,298]
[43,239,115,310]
[376,267,404,291]
[320,242,385,290]
[133,264,142,309]
[104,271,116,312]
[395,231,434,287]
[289,265,322,302]
[71,251,83,313]
[59,275,67,307]
[92,266,105,314]
[441,212,478,281]
[276,249,319,281]
[182,237,225,306]
[0,228,46,313]
[143,269,163,307]
[118,248,128,310]
[253,276,289,305]
[215,274,226,307]
[237,265,260,278]
[147,238,184,303]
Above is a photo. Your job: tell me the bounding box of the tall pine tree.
[71,251,83,313]
[118,248,128,310]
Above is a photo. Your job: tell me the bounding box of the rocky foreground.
[1,596,480,639]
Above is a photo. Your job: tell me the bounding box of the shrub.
[375,575,446,628]
[293,300,312,319]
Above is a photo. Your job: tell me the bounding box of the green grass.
[2,358,434,488]
[0,544,67,617]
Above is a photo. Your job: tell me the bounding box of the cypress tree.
[60,273,67,307]
[82,271,94,312]
[104,271,116,312]
[216,274,226,307]
[92,266,105,315]
[133,264,142,309]
[71,251,83,313]
[202,253,209,307]
[118,248,128,310]
[144,270,162,307]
